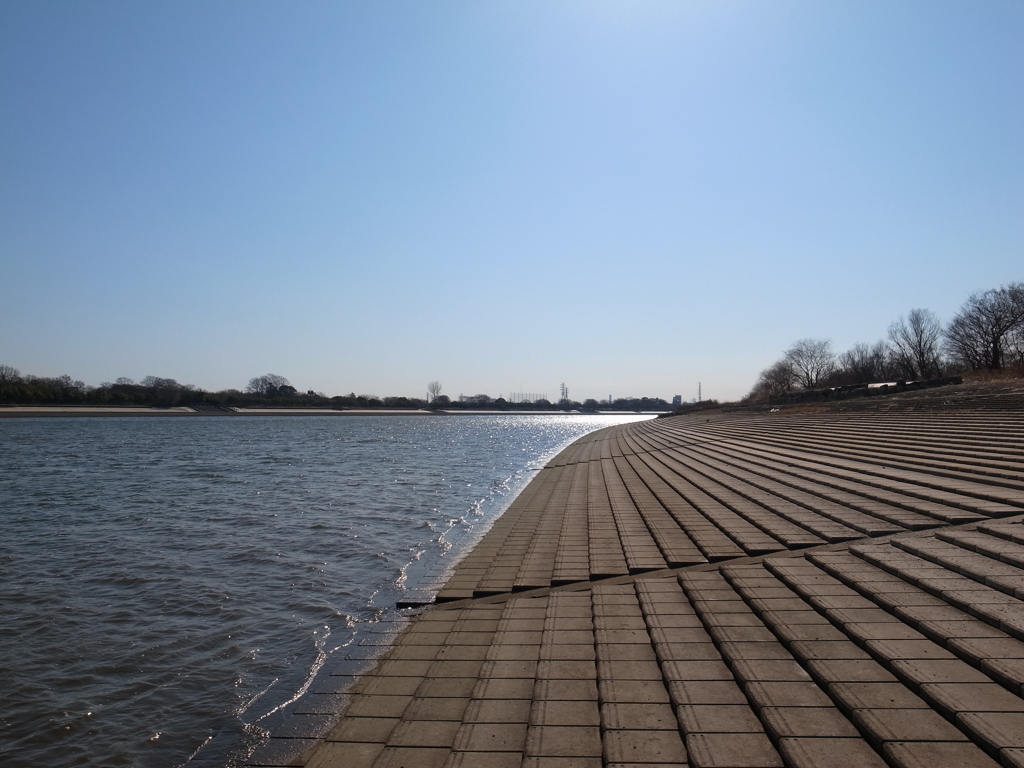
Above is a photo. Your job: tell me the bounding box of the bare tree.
[944,283,1024,370]
[246,374,292,397]
[140,376,184,406]
[837,341,890,384]
[0,365,22,383]
[427,381,443,403]
[747,359,798,400]
[1008,318,1024,369]
[784,338,835,389]
[888,308,943,379]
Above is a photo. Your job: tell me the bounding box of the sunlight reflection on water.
[0,412,650,767]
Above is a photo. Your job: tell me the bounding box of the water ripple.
[0,413,649,767]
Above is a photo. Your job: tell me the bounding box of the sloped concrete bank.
[247,384,1024,768]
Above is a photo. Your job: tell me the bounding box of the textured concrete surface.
[251,386,1024,768]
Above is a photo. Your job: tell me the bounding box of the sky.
[1,1,1021,403]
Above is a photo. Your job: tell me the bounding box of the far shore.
[0,406,431,417]
[0,406,661,418]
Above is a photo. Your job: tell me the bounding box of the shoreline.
[0,406,665,418]
[0,406,436,417]
[265,390,1024,768]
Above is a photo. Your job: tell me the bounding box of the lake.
[0,413,650,767]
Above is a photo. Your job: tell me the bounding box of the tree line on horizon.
[0,368,672,412]
[747,282,1024,402]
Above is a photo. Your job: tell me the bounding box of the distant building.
[672,395,682,406]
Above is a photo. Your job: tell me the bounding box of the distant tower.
[698,382,702,402]
[560,382,568,401]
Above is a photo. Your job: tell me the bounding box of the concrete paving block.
[852,707,969,744]
[891,659,993,686]
[325,716,399,743]
[473,678,536,700]
[604,729,687,764]
[303,741,384,768]
[950,636,1024,658]
[863,639,956,660]
[388,644,444,661]
[921,681,1024,715]
[601,680,673,704]
[745,681,836,708]
[427,660,485,678]
[810,595,881,610]
[882,741,1001,768]
[647,616,705,630]
[595,615,649,630]
[700,613,764,628]
[668,680,747,706]
[598,643,659,662]
[654,642,720,662]
[778,737,887,768]
[706,625,779,643]
[718,641,799,660]
[530,700,600,727]
[535,679,600,701]
[480,659,538,678]
[451,722,528,751]
[677,704,764,733]
[401,698,471,722]
[439,642,494,659]
[685,732,783,768]
[844,623,927,642]
[537,659,597,679]
[372,746,451,768]
[344,695,413,719]
[807,659,898,684]
[487,644,542,661]
[600,702,677,730]
[732,659,813,683]
[765,610,835,626]
[443,752,523,768]
[361,676,424,697]
[520,757,601,768]
[661,660,733,681]
[760,706,860,738]
[597,629,655,644]
[788,641,871,660]
[539,643,596,661]
[829,683,929,711]
[600,659,667,680]
[773,623,851,643]
[415,677,481,699]
[980,656,1024,692]
[463,698,532,724]
[387,720,462,748]
[957,711,1024,749]
[525,725,602,757]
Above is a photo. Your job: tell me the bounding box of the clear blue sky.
[1,1,1020,402]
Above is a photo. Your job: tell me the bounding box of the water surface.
[0,413,649,767]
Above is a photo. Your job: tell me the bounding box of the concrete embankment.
[245,382,1024,768]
